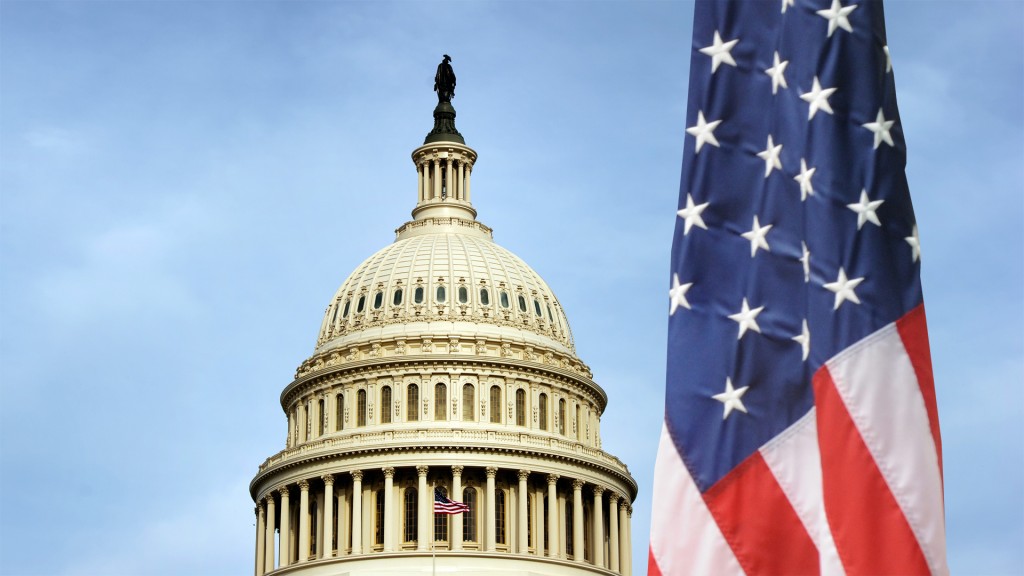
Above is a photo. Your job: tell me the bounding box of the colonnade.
[416,154,471,203]
[255,464,633,575]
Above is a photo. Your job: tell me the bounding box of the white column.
[572,479,584,562]
[625,506,633,576]
[321,475,334,559]
[287,410,295,448]
[592,486,605,567]
[517,470,529,553]
[465,164,472,202]
[337,485,348,556]
[485,466,497,552]
[264,496,276,571]
[451,466,464,551]
[432,159,441,200]
[417,162,425,202]
[351,471,363,555]
[255,503,266,576]
[417,465,429,550]
[382,467,395,552]
[298,480,310,563]
[279,487,291,567]
[608,493,620,573]
[535,489,544,556]
[546,474,559,558]
[297,402,307,444]
[326,394,336,435]
[444,157,453,199]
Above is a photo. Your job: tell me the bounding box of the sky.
[0,1,1021,575]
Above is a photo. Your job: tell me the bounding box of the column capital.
[351,469,363,482]
[547,473,560,486]
[256,501,264,513]
[321,473,335,486]
[627,505,633,517]
[417,465,429,477]
[517,469,530,482]
[592,485,605,497]
[278,485,290,498]
[382,467,395,479]
[451,465,464,477]
[572,478,584,491]
[264,494,275,505]
[608,492,621,504]
[485,466,498,478]
[298,479,310,491]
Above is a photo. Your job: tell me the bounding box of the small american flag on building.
[649,1,947,575]
[433,488,469,515]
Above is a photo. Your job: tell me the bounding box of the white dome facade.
[251,90,636,576]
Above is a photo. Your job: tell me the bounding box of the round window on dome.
[436,286,447,303]
[356,295,366,314]
[480,288,490,306]
[373,291,384,310]
[458,286,468,304]
[414,287,424,304]
[393,289,403,306]
[342,300,350,318]
[499,291,510,309]
[517,295,527,312]
[534,299,543,317]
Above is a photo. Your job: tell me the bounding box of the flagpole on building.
[431,483,436,576]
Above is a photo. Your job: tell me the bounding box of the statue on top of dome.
[434,54,456,103]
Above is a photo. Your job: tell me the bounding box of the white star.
[676,194,710,234]
[757,134,784,178]
[669,273,693,315]
[700,31,739,73]
[847,189,884,229]
[792,319,811,361]
[765,51,789,95]
[817,0,857,37]
[781,0,794,14]
[741,215,773,257]
[713,378,750,420]
[728,297,764,340]
[800,76,837,119]
[862,108,896,149]
[884,45,892,73]
[823,267,865,310]
[686,110,722,153]
[794,158,816,201]
[800,241,811,283]
[905,224,922,262]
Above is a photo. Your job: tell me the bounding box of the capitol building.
[249,61,638,575]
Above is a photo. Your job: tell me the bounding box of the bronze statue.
[434,54,456,103]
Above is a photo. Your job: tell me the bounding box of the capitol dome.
[251,61,636,576]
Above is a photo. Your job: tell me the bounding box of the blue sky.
[1,1,1020,574]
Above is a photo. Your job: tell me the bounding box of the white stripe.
[826,324,948,575]
[649,423,745,576]
[759,410,845,576]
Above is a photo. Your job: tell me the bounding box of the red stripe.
[814,365,931,575]
[704,452,819,576]
[648,547,665,576]
[896,304,943,479]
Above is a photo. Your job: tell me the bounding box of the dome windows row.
[331,284,559,322]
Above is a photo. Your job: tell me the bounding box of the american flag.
[433,488,469,515]
[649,1,947,575]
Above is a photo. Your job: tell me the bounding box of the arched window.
[517,295,527,312]
[310,494,320,558]
[565,498,574,556]
[404,488,418,543]
[543,497,549,554]
[436,285,447,303]
[342,300,351,318]
[356,294,366,314]
[357,389,367,427]
[462,487,477,542]
[336,393,344,431]
[414,286,425,304]
[499,291,510,309]
[393,288,403,306]
[435,383,447,420]
[458,286,468,304]
[480,288,490,306]
[534,299,543,317]
[558,399,566,435]
[516,389,526,426]
[539,393,548,431]
[495,489,507,545]
[527,493,533,548]
[381,386,392,424]
[407,384,419,422]
[434,486,449,542]
[375,489,385,545]
[317,398,325,436]
[489,385,501,424]
[462,384,475,421]
[373,291,383,309]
